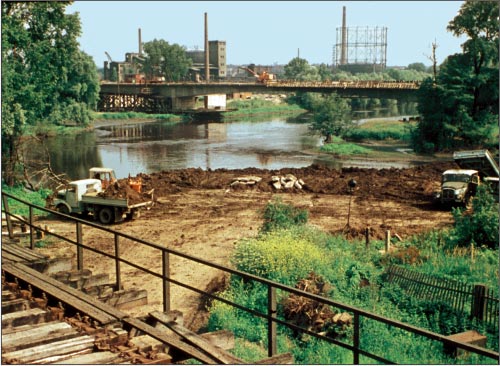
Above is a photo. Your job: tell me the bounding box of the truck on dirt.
[436,149,499,205]
[51,178,153,225]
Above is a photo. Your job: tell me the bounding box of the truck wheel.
[98,207,115,225]
[56,204,70,217]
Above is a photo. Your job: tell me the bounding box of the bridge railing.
[2,191,498,364]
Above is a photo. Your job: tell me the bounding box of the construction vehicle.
[239,66,276,84]
[436,150,499,205]
[51,179,153,225]
[89,167,143,193]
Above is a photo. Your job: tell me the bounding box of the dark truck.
[436,150,499,205]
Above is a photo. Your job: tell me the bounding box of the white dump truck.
[436,150,499,205]
[52,178,152,224]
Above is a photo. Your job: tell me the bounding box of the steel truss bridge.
[98,80,420,114]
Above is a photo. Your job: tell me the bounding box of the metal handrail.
[2,191,498,363]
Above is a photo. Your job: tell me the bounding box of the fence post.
[76,222,83,271]
[471,284,487,321]
[114,233,121,290]
[365,228,370,249]
[2,194,14,239]
[267,285,277,357]
[353,313,360,364]
[385,230,391,252]
[162,250,171,312]
[29,206,34,249]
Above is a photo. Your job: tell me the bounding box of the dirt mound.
[98,181,151,205]
[134,161,458,204]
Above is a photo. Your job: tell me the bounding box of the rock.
[284,181,295,189]
[236,176,262,183]
[298,179,305,186]
[294,181,302,189]
[272,181,282,190]
[271,176,280,182]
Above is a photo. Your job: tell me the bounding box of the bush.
[447,185,499,249]
[260,197,308,233]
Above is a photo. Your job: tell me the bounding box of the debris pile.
[98,181,152,205]
[271,174,305,190]
[282,272,352,337]
[230,176,263,188]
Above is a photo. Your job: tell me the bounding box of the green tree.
[283,57,320,81]
[309,93,352,143]
[407,62,427,73]
[142,39,191,82]
[1,2,100,185]
[413,1,499,152]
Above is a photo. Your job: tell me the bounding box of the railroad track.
[1,241,293,364]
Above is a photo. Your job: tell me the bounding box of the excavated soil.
[35,161,458,331]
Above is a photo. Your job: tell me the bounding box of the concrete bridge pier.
[171,96,197,112]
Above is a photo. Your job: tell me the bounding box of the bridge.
[98,80,420,114]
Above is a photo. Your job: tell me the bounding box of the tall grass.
[1,184,52,217]
[346,120,416,141]
[206,199,499,363]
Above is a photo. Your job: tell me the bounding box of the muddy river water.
[40,116,433,180]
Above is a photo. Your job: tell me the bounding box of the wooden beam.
[124,317,220,365]
[150,311,244,364]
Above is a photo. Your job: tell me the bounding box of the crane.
[104,51,113,63]
[238,66,276,83]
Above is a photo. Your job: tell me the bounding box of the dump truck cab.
[89,167,117,189]
[54,179,102,214]
[439,169,479,205]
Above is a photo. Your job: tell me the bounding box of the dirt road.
[36,162,456,330]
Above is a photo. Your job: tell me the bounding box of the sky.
[67,1,468,69]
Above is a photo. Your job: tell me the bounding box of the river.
[35,115,428,180]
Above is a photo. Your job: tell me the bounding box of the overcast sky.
[67,1,467,69]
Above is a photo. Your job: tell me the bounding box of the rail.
[2,191,498,364]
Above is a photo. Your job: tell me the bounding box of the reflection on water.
[33,116,420,180]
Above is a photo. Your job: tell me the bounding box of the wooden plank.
[2,322,78,353]
[2,308,49,328]
[200,330,235,351]
[2,298,30,313]
[124,317,220,365]
[1,320,60,335]
[52,351,123,364]
[3,262,126,325]
[2,335,95,363]
[255,352,294,364]
[150,311,244,364]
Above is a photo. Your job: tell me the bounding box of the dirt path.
[35,162,456,331]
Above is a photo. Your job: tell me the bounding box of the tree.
[407,62,427,73]
[309,93,352,143]
[413,1,499,152]
[1,2,100,185]
[142,39,192,82]
[283,57,320,81]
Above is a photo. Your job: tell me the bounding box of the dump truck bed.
[453,150,499,178]
[81,192,151,209]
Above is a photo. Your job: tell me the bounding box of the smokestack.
[138,28,143,56]
[204,12,209,83]
[341,6,347,65]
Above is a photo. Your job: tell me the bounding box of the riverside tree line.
[2,1,498,185]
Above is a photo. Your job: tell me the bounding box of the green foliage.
[345,120,415,142]
[448,185,499,249]
[413,1,499,152]
[1,2,100,185]
[309,93,353,142]
[283,57,320,81]
[319,141,371,156]
[1,184,52,217]
[142,39,192,81]
[93,112,181,121]
[260,197,308,234]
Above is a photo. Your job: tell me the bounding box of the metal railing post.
[2,194,14,239]
[29,206,34,249]
[267,285,277,357]
[76,222,83,271]
[162,250,171,312]
[114,233,121,290]
[353,313,360,364]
